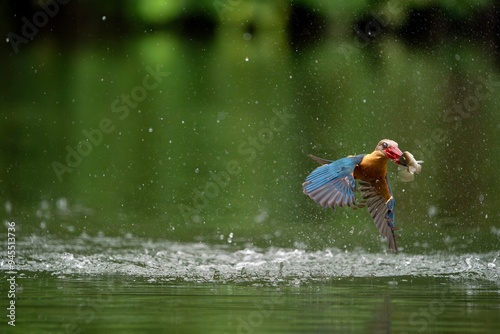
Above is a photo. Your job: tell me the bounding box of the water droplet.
[5,201,12,214]
[427,206,438,217]
[102,16,106,21]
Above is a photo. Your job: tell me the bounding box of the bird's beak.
[385,146,404,164]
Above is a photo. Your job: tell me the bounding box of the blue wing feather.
[303,154,365,209]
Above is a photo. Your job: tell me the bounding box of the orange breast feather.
[353,152,392,201]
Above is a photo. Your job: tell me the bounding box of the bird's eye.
[382,142,388,149]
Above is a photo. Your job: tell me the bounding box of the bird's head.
[376,139,405,165]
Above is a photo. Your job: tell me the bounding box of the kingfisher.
[303,139,420,252]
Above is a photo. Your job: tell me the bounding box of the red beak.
[385,146,403,164]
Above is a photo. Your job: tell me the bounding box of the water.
[3,2,500,333]
[2,235,499,333]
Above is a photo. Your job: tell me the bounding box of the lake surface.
[2,235,498,333]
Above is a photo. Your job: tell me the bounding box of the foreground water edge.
[0,235,499,333]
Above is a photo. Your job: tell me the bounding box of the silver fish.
[397,151,423,182]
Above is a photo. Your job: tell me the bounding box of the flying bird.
[303,139,421,252]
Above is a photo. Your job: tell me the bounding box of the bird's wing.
[308,154,333,165]
[303,155,365,209]
[358,176,398,252]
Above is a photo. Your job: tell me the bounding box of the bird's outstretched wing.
[303,155,365,209]
[308,154,333,165]
[358,177,398,252]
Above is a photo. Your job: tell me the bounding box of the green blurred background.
[1,0,499,253]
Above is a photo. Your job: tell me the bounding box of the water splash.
[4,235,499,284]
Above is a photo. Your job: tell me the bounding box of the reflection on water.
[1,235,498,333]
